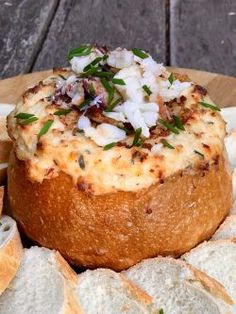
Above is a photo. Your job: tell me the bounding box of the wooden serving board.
[0,67,235,107]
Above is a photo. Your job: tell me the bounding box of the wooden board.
[170,0,236,76]
[0,67,235,107]
[33,0,166,72]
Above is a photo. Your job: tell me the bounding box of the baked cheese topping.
[8,45,226,195]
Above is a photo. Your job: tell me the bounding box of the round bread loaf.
[7,46,233,270]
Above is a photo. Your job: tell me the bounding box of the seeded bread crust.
[8,149,232,271]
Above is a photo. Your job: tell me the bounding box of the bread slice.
[124,257,234,314]
[0,215,23,295]
[0,246,80,314]
[182,239,236,306]
[0,104,14,163]
[74,268,159,313]
[0,186,4,215]
[212,215,236,240]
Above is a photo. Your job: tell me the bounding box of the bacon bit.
[131,150,148,163]
[173,72,191,82]
[85,105,117,125]
[179,95,187,103]
[213,154,220,166]
[149,169,155,173]
[194,85,207,96]
[157,95,170,120]
[199,162,209,171]
[142,143,152,150]
[145,208,152,214]
[202,143,211,152]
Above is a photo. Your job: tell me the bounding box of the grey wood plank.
[0,0,59,79]
[33,0,166,71]
[170,0,236,76]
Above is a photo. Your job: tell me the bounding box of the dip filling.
[8,45,225,194]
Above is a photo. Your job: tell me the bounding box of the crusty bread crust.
[0,218,23,295]
[8,150,232,271]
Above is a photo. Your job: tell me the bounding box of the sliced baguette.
[124,257,234,314]
[0,215,23,295]
[74,268,159,313]
[0,246,80,314]
[182,239,236,305]
[212,215,236,240]
[0,186,4,215]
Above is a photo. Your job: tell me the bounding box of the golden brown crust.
[8,150,232,271]
[0,223,23,294]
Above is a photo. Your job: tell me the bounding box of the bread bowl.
[7,45,232,270]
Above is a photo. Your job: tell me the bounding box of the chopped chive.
[168,73,174,85]
[17,116,38,125]
[88,84,96,96]
[101,78,114,103]
[173,115,185,130]
[67,45,92,60]
[142,85,152,96]
[93,71,114,78]
[58,74,66,80]
[54,109,72,116]
[132,48,149,59]
[103,142,116,150]
[77,99,91,110]
[104,97,121,112]
[159,119,180,134]
[117,125,133,135]
[112,78,126,85]
[77,129,84,133]
[194,150,204,158]
[132,128,142,147]
[161,139,175,149]
[83,56,107,72]
[199,101,220,111]
[38,120,53,138]
[80,66,97,77]
[159,309,164,314]
[15,112,35,119]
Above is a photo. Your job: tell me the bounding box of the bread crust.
[0,217,23,295]
[8,150,232,271]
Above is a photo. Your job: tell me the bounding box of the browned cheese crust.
[8,150,232,271]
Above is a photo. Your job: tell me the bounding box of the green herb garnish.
[105,97,121,112]
[168,73,174,85]
[159,309,164,314]
[161,139,174,149]
[112,78,126,85]
[15,113,35,119]
[67,45,92,60]
[194,150,204,158]
[38,120,53,138]
[173,115,185,130]
[17,116,39,125]
[54,108,72,116]
[142,85,152,96]
[117,125,133,135]
[83,55,107,72]
[132,128,142,147]
[132,48,149,59]
[159,119,179,134]
[199,101,220,111]
[58,74,66,80]
[77,99,91,110]
[101,78,114,103]
[93,70,114,78]
[103,142,116,150]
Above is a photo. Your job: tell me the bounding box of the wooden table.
[0,0,235,79]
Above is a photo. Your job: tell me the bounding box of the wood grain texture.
[0,68,235,107]
[0,0,59,79]
[33,0,166,71]
[170,0,236,76]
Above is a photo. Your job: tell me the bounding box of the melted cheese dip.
[8,47,226,195]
